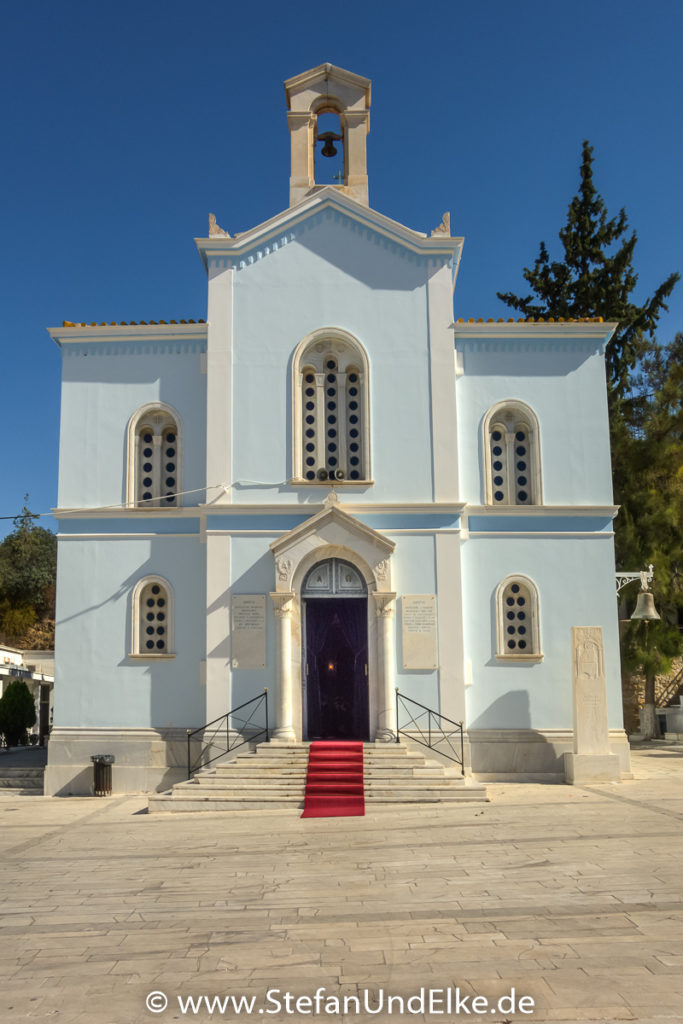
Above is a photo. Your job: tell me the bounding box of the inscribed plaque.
[402,595,438,670]
[231,595,266,669]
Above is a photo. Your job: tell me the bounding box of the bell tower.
[284,63,371,208]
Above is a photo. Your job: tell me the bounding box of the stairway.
[0,756,45,796]
[148,742,487,812]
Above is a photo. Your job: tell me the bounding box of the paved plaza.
[1,745,683,1024]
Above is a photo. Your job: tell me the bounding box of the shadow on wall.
[468,689,532,730]
[467,691,564,778]
[296,213,428,290]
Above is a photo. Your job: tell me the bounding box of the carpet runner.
[301,741,365,817]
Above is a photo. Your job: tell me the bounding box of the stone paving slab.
[0,744,682,1022]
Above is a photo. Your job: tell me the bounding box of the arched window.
[495,575,542,660]
[483,401,541,506]
[130,576,174,657]
[293,329,370,484]
[126,404,182,508]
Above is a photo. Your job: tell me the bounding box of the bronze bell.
[631,589,660,620]
[317,131,340,158]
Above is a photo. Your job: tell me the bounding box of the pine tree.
[614,335,683,737]
[497,141,679,399]
[498,145,682,739]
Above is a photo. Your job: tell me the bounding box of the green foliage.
[0,496,57,635]
[0,679,37,747]
[614,335,683,683]
[0,602,37,638]
[498,145,682,734]
[497,141,679,399]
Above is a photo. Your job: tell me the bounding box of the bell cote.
[284,63,371,208]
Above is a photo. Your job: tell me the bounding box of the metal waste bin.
[90,754,115,796]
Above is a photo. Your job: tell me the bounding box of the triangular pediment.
[270,501,395,561]
[196,188,463,270]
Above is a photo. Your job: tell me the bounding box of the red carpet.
[301,741,365,817]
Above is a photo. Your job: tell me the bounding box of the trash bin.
[90,754,115,796]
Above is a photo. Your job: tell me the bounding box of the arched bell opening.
[314,109,344,186]
[301,558,369,740]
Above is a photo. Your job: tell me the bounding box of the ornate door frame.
[269,496,396,742]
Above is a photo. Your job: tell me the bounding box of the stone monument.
[564,626,621,784]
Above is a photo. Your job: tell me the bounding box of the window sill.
[496,653,544,662]
[129,652,176,660]
[289,478,374,486]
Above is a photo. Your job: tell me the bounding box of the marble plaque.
[402,595,438,670]
[231,595,266,669]
[571,626,610,755]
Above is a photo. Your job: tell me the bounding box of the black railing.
[657,665,683,708]
[186,689,269,779]
[395,689,464,775]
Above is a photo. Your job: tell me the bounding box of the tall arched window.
[126,404,182,508]
[293,329,370,484]
[495,575,542,660]
[130,576,175,657]
[483,401,541,505]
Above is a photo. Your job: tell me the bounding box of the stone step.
[149,741,486,812]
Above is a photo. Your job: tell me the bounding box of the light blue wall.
[58,343,207,509]
[228,213,438,504]
[54,537,205,728]
[389,533,440,709]
[456,339,614,506]
[462,534,622,730]
[229,536,278,709]
[228,531,444,722]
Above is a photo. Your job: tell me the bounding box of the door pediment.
[270,497,394,593]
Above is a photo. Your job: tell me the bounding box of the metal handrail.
[186,689,269,779]
[657,665,683,708]
[395,689,464,775]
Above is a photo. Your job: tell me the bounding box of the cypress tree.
[497,140,679,399]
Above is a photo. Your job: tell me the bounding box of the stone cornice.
[201,502,466,516]
[284,63,371,107]
[465,505,619,519]
[196,189,463,271]
[53,507,202,520]
[48,323,208,347]
[452,321,617,343]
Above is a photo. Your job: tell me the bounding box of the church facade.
[45,64,630,796]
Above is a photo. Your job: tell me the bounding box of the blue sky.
[2,0,681,540]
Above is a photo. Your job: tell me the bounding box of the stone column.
[287,112,314,206]
[373,592,397,741]
[270,593,296,742]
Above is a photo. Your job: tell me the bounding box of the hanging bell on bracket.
[631,589,660,620]
[317,131,341,158]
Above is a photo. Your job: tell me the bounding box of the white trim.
[495,653,544,662]
[48,322,208,345]
[466,504,619,517]
[57,533,198,540]
[288,478,376,487]
[494,573,542,660]
[201,501,466,515]
[291,327,371,484]
[54,506,200,519]
[470,531,613,538]
[130,575,175,657]
[482,400,542,506]
[195,188,463,266]
[125,402,183,509]
[452,321,618,340]
[128,653,176,660]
